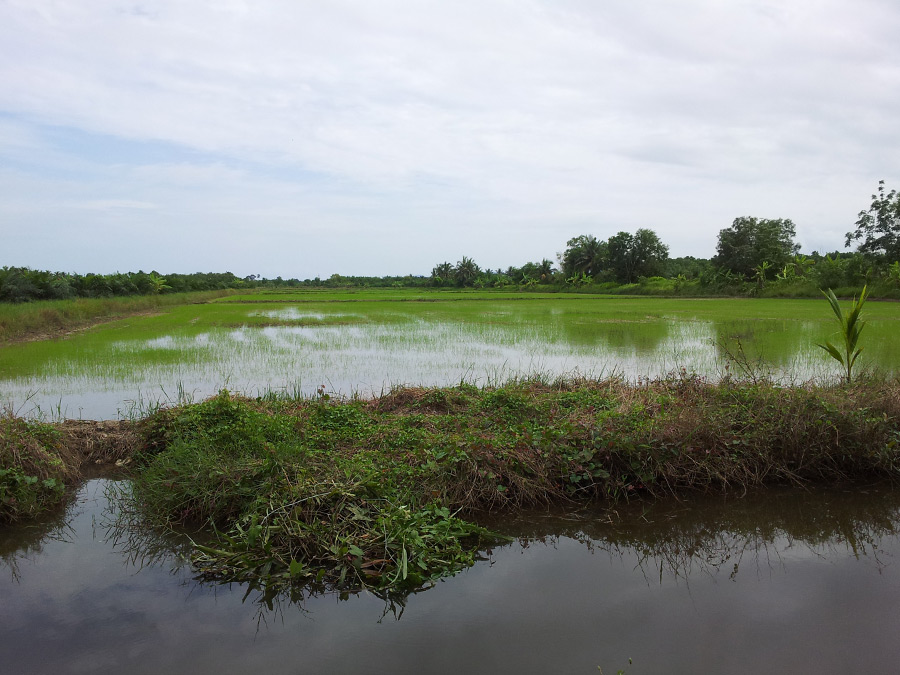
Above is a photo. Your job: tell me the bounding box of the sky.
[1,0,899,279]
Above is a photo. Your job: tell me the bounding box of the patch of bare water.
[1,480,899,674]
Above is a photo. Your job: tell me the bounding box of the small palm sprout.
[817,285,868,384]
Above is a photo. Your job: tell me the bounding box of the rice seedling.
[5,292,900,419]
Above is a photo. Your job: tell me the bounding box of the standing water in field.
[1,295,899,419]
[1,478,899,674]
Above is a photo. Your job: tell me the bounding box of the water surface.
[2,479,899,674]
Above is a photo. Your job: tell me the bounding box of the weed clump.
[130,390,491,594]
[1,415,139,522]
[0,415,75,522]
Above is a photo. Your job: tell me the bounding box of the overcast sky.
[1,0,899,278]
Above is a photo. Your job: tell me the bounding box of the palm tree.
[453,257,481,287]
[431,262,454,287]
[561,235,606,278]
[537,258,556,280]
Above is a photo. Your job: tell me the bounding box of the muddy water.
[2,480,900,674]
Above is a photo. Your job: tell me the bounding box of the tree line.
[427,180,900,295]
[0,269,248,303]
[3,180,899,302]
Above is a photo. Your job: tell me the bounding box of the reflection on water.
[249,308,364,322]
[1,479,900,674]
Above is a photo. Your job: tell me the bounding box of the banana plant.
[889,261,900,287]
[148,272,171,294]
[754,261,771,289]
[817,285,868,383]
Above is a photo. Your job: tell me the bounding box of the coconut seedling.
[817,285,868,383]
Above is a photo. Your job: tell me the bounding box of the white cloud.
[0,0,899,274]
[72,199,158,211]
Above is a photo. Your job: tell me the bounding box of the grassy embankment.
[5,376,899,594]
[0,289,245,344]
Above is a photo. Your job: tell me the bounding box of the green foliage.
[147,273,172,294]
[430,261,455,287]
[140,390,296,459]
[566,272,593,287]
[560,230,669,283]
[0,416,71,522]
[889,261,900,287]
[123,376,900,598]
[0,466,65,522]
[846,180,900,261]
[132,391,497,594]
[714,217,800,278]
[812,253,848,289]
[0,267,252,303]
[477,388,537,423]
[754,260,772,288]
[560,234,607,279]
[429,258,486,288]
[817,286,869,383]
[665,255,709,281]
[606,229,669,283]
[453,256,482,287]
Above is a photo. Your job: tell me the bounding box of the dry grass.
[57,420,141,465]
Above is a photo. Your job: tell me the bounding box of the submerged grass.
[116,376,900,596]
[5,292,900,421]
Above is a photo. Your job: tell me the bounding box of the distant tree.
[665,256,709,280]
[713,217,799,278]
[559,235,607,278]
[812,253,849,289]
[431,262,454,287]
[536,258,556,280]
[0,267,37,302]
[605,228,669,283]
[605,232,634,283]
[453,257,481,287]
[512,260,556,284]
[0,268,250,302]
[846,180,900,261]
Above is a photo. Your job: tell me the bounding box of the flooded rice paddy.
[2,295,899,419]
[4,293,900,673]
[2,477,900,674]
